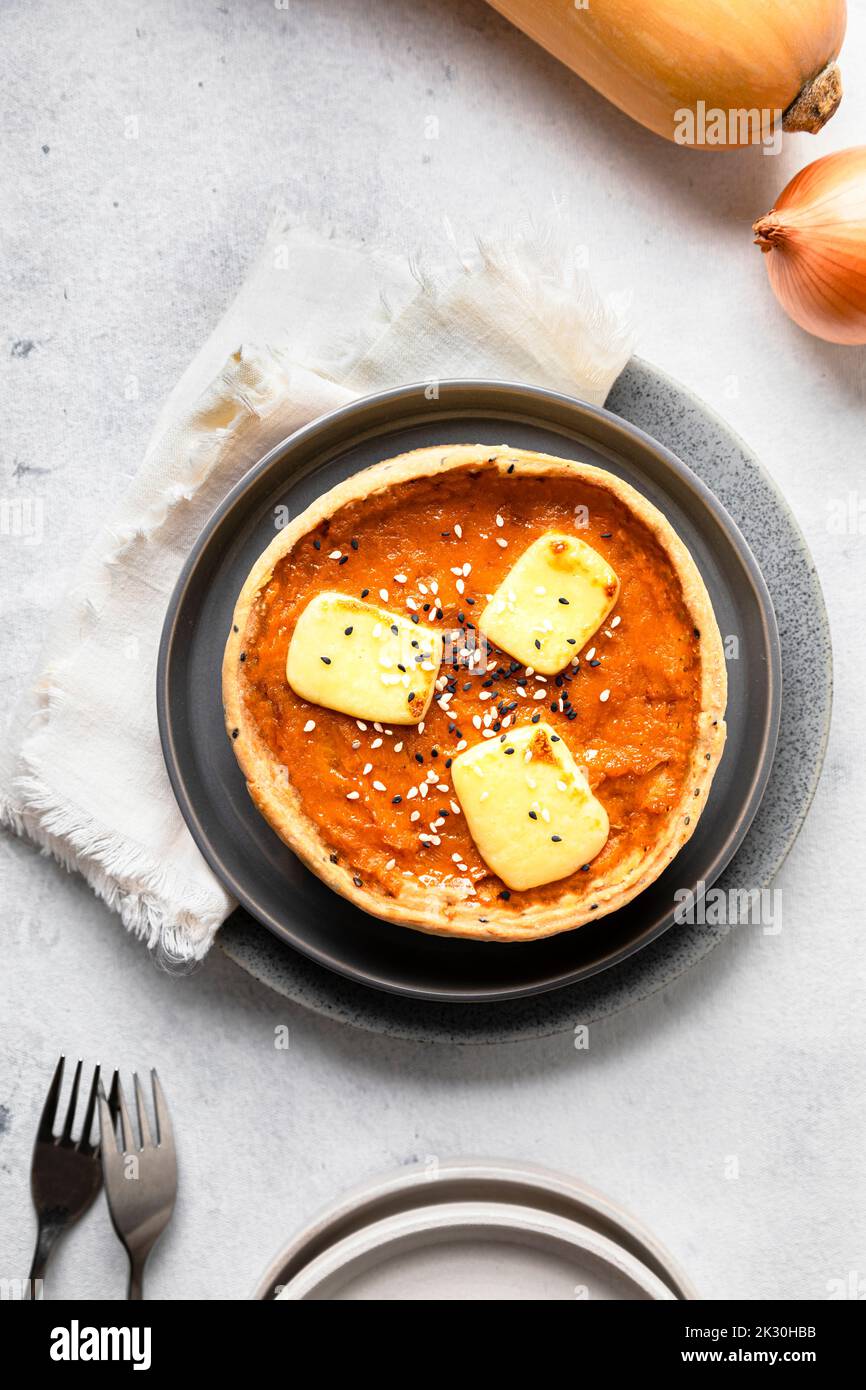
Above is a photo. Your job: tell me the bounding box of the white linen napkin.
[0,215,633,964]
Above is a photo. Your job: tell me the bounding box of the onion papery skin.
[754,146,866,345]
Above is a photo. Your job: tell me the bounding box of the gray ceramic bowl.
[157,364,817,1039]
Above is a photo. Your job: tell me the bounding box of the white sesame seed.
[346,791,360,801]
[373,780,387,792]
[451,852,462,863]
[328,549,342,560]
[379,588,388,601]
[410,810,421,822]
[472,715,482,729]
[462,562,471,577]
[385,858,396,870]
[418,582,428,594]
[600,689,611,703]
[430,579,439,595]
[407,786,418,799]
[457,863,468,873]
[479,691,492,702]
[611,615,621,628]
[482,729,497,738]
[394,573,407,584]
[495,514,504,527]
[586,647,596,661]
[420,783,429,798]
[533,689,546,701]
[371,737,383,749]
[585,749,598,760]
[516,685,527,698]
[418,721,425,734]
[496,537,508,548]
[363,762,373,775]
[351,739,360,749]
[406,597,418,611]
[455,741,467,751]
[437,783,449,793]
[394,741,403,753]
[454,524,463,539]
[456,578,465,594]
[450,800,461,815]
[356,720,367,731]
[303,719,316,733]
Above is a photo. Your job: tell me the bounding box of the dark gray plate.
[159,371,786,1014]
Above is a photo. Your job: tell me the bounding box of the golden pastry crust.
[223,445,727,942]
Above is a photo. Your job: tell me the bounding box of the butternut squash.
[485,0,847,147]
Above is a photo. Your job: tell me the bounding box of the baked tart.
[223,446,727,942]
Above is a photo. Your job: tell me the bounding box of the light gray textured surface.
[1,0,863,1301]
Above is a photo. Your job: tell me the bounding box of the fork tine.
[151,1070,174,1150]
[96,1081,119,1156]
[78,1064,101,1148]
[133,1073,152,1148]
[61,1058,83,1140]
[115,1077,136,1153]
[37,1055,65,1141]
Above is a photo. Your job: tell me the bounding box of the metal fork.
[98,1071,177,1300]
[28,1056,104,1295]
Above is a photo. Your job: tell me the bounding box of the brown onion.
[753,146,866,345]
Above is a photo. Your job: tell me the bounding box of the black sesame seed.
[504,747,515,755]
[441,530,450,538]
[531,712,541,724]
[390,624,398,635]
[231,728,238,739]
[466,597,475,606]
[423,602,430,611]
[329,853,338,863]
[463,681,472,691]
[581,864,590,872]
[567,638,576,645]
[351,537,359,550]
[353,876,363,888]
[431,747,439,757]
[239,652,246,662]
[551,835,562,842]
[320,655,331,665]
[551,735,560,742]
[436,609,444,620]
[550,703,558,712]
[558,597,569,605]
[338,555,349,565]
[361,588,369,598]
[313,539,321,550]
[528,810,537,820]
[590,658,600,667]
[408,692,416,702]
[693,627,701,638]
[534,639,541,650]
[415,753,424,764]
[392,795,402,804]
[600,532,612,539]
[444,757,452,768]
[232,624,239,633]
[411,614,420,624]
[344,626,353,635]
[498,889,511,901]
[507,463,515,473]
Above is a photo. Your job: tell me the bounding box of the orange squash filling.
[237,465,702,910]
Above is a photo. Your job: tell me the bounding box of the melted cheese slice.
[286,591,443,725]
[452,722,609,891]
[479,531,619,675]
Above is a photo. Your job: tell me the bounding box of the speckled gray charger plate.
[210,360,830,1041]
